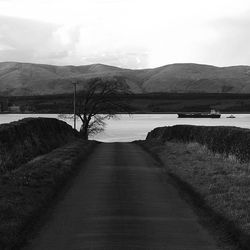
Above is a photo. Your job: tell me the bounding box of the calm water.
[0,113,250,142]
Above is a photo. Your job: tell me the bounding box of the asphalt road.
[25,143,219,250]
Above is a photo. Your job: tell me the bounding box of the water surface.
[0,113,249,142]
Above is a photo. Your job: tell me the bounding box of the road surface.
[25,143,219,250]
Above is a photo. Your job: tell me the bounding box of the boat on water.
[178,109,221,118]
[227,114,236,118]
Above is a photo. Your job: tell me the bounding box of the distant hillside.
[1,62,250,95]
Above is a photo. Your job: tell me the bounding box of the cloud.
[201,12,250,66]
[81,50,149,69]
[1,0,250,68]
[0,16,60,62]
[0,15,149,68]
[0,16,82,65]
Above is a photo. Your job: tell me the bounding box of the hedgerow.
[147,125,250,162]
[0,118,79,172]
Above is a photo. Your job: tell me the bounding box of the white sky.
[0,0,250,68]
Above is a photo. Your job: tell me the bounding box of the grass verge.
[136,140,250,250]
[0,139,98,250]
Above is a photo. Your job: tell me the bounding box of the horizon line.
[0,61,250,70]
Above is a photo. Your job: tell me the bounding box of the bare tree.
[75,77,131,140]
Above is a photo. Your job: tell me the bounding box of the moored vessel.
[178,109,221,118]
[227,114,236,118]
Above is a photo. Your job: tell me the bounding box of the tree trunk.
[80,122,89,140]
[82,131,88,140]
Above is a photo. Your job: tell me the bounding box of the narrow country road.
[25,143,219,250]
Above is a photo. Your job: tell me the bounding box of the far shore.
[1,111,250,115]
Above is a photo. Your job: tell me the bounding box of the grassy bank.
[0,139,97,249]
[139,139,250,249]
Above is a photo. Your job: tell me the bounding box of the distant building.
[9,104,21,113]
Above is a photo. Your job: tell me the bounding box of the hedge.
[0,118,79,172]
[146,125,250,162]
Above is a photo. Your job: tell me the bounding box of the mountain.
[1,62,250,95]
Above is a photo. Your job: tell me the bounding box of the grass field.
[139,140,250,249]
[0,139,97,249]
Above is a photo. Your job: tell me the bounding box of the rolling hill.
[1,61,250,95]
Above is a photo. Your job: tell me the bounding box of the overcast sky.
[0,0,250,68]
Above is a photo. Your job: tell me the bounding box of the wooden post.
[73,81,77,130]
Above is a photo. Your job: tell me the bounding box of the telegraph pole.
[73,81,77,130]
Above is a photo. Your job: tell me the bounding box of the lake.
[0,113,250,142]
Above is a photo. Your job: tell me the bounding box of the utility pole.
[73,81,77,130]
